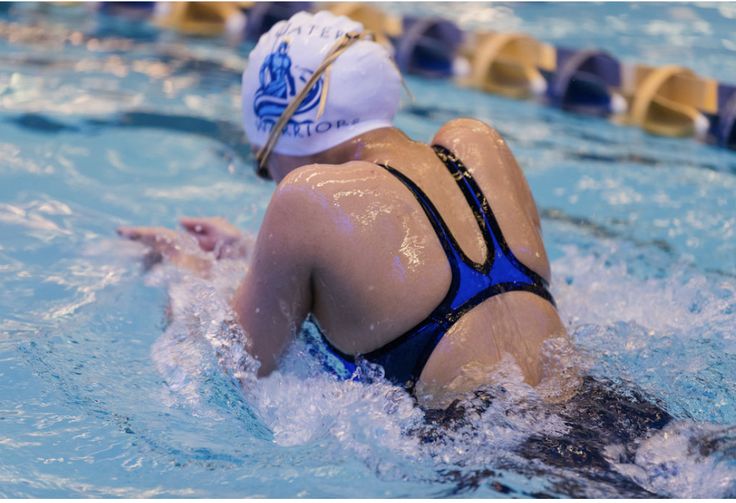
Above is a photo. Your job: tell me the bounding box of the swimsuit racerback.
[316,144,555,389]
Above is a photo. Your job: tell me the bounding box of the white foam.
[138,238,736,496]
[553,244,734,336]
[611,421,736,497]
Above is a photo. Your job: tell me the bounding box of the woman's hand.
[179,216,248,260]
[117,225,212,276]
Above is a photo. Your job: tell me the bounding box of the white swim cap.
[241,10,402,157]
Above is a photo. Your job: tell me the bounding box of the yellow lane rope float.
[326,3,402,49]
[461,32,556,99]
[624,64,719,138]
[154,2,249,38]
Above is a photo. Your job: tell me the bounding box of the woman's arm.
[179,216,250,260]
[118,177,318,377]
[117,226,215,276]
[229,182,315,376]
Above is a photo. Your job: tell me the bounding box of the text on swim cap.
[273,22,348,42]
[256,118,361,139]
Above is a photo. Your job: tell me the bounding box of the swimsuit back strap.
[378,163,466,285]
[432,144,495,268]
[318,152,556,388]
[432,144,551,290]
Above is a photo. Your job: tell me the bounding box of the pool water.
[1,2,735,498]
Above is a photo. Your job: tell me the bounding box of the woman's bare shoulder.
[434,117,502,140]
[431,118,518,176]
[432,118,507,159]
[270,161,391,228]
[280,160,383,187]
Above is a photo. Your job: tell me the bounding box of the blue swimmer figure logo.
[253,40,323,129]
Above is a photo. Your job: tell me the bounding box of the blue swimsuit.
[316,144,555,389]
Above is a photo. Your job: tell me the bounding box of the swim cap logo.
[253,39,360,141]
[254,41,323,128]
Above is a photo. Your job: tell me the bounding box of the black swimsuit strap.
[379,163,464,286]
[431,144,551,289]
[431,145,495,270]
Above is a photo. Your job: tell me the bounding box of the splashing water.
[136,232,735,498]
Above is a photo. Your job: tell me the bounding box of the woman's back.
[280,119,572,406]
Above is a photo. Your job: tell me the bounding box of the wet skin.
[120,119,575,407]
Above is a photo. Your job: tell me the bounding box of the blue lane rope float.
[392,16,464,79]
[90,1,736,152]
[547,48,623,117]
[715,84,736,149]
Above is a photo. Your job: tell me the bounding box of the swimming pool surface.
[1,2,735,498]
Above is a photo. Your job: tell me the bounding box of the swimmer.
[118,10,578,408]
